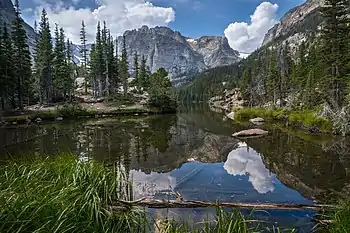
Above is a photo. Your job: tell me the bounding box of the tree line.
[0,0,176,112]
[179,0,350,111]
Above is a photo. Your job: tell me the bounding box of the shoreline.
[0,106,174,126]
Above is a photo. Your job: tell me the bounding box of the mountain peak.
[118,25,240,84]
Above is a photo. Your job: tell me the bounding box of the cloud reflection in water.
[224,142,275,194]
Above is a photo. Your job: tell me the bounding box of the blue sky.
[18,0,305,52]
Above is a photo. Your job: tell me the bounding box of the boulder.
[55,117,64,121]
[35,118,42,123]
[75,77,85,89]
[226,112,235,120]
[232,129,269,138]
[140,100,148,105]
[249,118,265,123]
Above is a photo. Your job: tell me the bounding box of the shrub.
[56,103,89,117]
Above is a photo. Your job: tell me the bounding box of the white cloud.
[131,170,176,199]
[224,2,279,53]
[223,142,274,194]
[33,0,175,44]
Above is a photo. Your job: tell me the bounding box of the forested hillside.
[179,0,350,113]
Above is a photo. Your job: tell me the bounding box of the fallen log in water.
[112,198,336,211]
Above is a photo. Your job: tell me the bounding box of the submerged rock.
[232,129,269,138]
[55,117,64,121]
[249,118,265,124]
[227,112,235,120]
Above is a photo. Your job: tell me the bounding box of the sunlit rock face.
[223,142,274,194]
[262,0,323,50]
[117,26,240,83]
[0,0,36,53]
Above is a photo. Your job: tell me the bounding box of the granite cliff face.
[263,0,323,48]
[0,0,36,53]
[118,26,240,83]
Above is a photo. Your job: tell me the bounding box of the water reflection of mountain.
[245,127,350,203]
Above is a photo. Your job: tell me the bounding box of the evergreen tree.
[320,0,350,109]
[148,68,176,111]
[65,38,74,99]
[53,24,67,100]
[94,22,104,97]
[36,9,53,103]
[12,0,32,109]
[133,51,140,91]
[102,21,108,96]
[80,20,88,93]
[0,23,15,110]
[107,32,116,95]
[266,48,278,105]
[120,36,129,96]
[139,55,149,89]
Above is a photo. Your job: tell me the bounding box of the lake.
[1,106,349,231]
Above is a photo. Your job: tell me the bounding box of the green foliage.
[288,111,332,132]
[235,108,332,132]
[0,22,15,110]
[120,36,129,96]
[327,202,350,233]
[56,103,89,117]
[148,68,177,112]
[0,155,145,233]
[35,8,54,103]
[11,0,32,109]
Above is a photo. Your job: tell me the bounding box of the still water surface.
[1,107,349,231]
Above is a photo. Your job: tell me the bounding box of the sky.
[17,0,305,53]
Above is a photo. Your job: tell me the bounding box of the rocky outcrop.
[263,0,323,48]
[208,88,244,112]
[0,0,36,53]
[187,36,240,68]
[118,26,240,83]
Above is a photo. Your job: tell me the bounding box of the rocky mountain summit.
[263,0,323,48]
[118,26,240,83]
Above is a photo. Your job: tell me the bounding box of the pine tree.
[266,48,278,105]
[89,44,97,97]
[36,9,53,103]
[53,24,67,100]
[107,31,116,95]
[139,55,149,90]
[102,21,108,96]
[80,20,88,93]
[120,36,129,96]
[65,38,74,99]
[94,22,104,97]
[12,0,32,109]
[133,51,140,91]
[0,23,15,110]
[320,0,350,109]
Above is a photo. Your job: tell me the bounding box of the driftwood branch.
[112,198,336,211]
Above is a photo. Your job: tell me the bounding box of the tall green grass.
[327,202,350,233]
[234,108,332,133]
[0,155,146,233]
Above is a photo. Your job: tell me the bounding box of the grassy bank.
[234,108,333,133]
[0,155,347,232]
[0,155,146,232]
